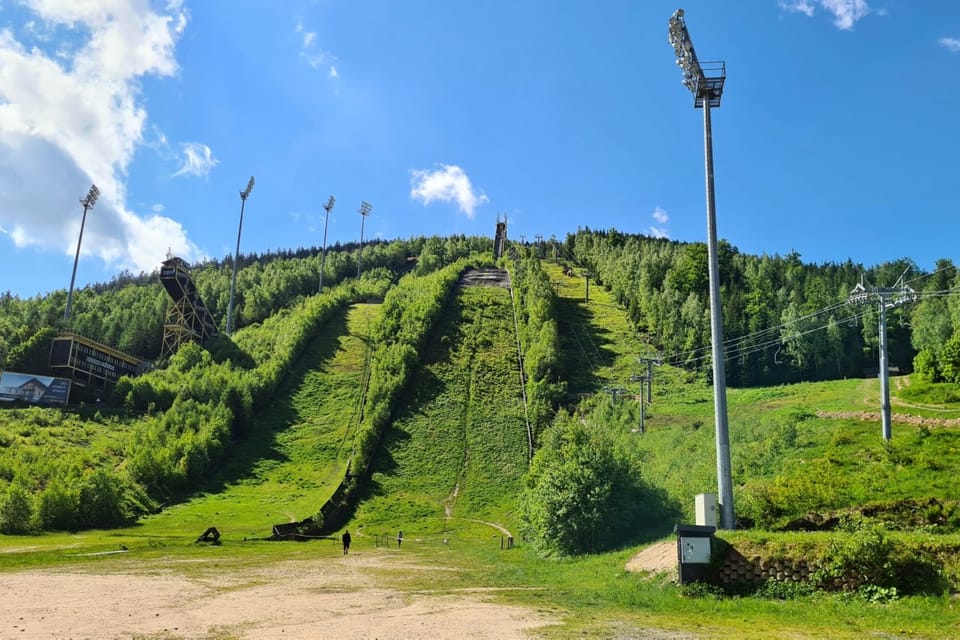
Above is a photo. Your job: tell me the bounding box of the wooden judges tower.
[159,256,219,359]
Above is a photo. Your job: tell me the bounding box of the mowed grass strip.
[352,285,527,537]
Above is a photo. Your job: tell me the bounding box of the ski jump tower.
[159,256,219,359]
[493,213,507,259]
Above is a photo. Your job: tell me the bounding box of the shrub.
[519,414,648,555]
[36,480,80,531]
[0,484,35,534]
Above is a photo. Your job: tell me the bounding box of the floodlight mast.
[318,195,335,293]
[226,176,255,335]
[356,200,372,278]
[64,184,100,322]
[668,8,734,530]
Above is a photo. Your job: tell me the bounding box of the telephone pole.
[668,8,734,529]
[848,277,917,441]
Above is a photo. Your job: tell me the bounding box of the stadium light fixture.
[668,8,734,530]
[356,200,372,279]
[226,176,255,334]
[64,184,100,322]
[318,195,335,293]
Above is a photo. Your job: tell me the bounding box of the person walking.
[397,530,403,548]
[342,530,351,555]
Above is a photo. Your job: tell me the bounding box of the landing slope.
[352,282,528,537]
[140,303,378,537]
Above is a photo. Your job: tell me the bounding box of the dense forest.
[564,228,960,386]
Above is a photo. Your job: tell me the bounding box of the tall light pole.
[668,8,734,529]
[64,184,100,322]
[318,195,335,293]
[356,200,372,279]
[226,176,255,335]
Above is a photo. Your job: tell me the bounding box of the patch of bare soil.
[816,409,960,428]
[0,551,555,639]
[625,540,677,579]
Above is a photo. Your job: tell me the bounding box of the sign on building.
[0,371,71,406]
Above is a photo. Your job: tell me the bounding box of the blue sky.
[1,0,959,298]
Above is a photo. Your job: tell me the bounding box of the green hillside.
[351,281,528,538]
[2,241,960,638]
[136,302,378,538]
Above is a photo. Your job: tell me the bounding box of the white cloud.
[648,206,670,238]
[0,0,204,277]
[780,0,871,30]
[410,164,489,219]
[174,142,218,177]
[940,37,960,52]
[779,0,816,17]
[296,19,339,79]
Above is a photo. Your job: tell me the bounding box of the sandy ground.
[625,540,677,578]
[0,540,684,640]
[1,551,556,640]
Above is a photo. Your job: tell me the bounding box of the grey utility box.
[695,493,717,527]
[675,523,716,585]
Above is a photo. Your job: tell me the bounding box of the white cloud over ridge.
[410,164,489,219]
[0,0,203,279]
[779,0,871,30]
[649,206,670,239]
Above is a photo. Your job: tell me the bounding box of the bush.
[0,484,35,534]
[519,413,648,555]
[811,518,946,595]
[36,480,80,531]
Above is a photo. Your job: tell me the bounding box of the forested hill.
[566,228,959,387]
[1,230,959,554]
[3,230,959,391]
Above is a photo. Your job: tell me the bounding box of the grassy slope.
[134,303,378,538]
[350,284,528,539]
[546,259,960,524]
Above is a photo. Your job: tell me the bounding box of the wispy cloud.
[295,20,339,79]
[174,142,218,177]
[648,206,670,239]
[410,164,489,219]
[779,0,872,30]
[0,0,203,276]
[939,37,960,53]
